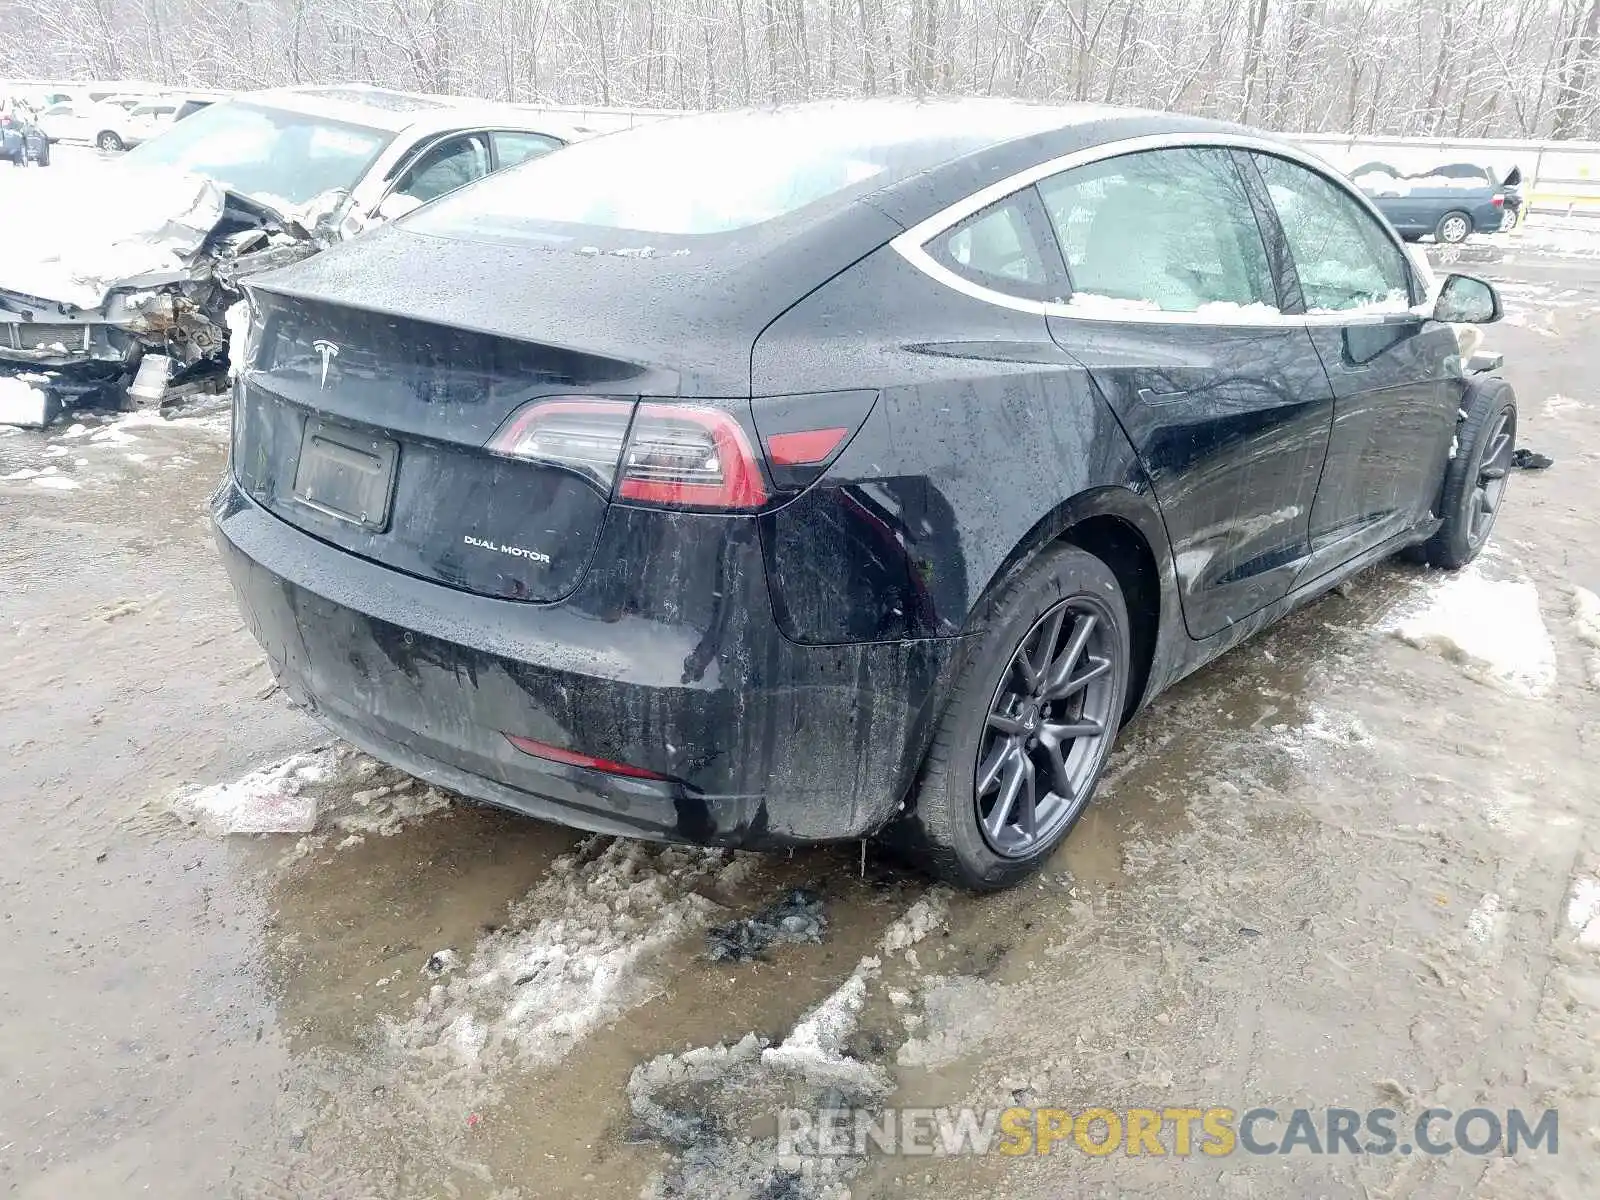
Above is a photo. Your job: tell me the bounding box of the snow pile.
[0,375,51,428]
[1567,877,1600,950]
[168,750,334,835]
[1271,704,1374,762]
[168,744,452,843]
[327,775,451,839]
[879,889,949,957]
[1386,566,1556,697]
[1572,588,1600,688]
[388,838,725,1069]
[1353,172,1492,196]
[1307,287,1414,316]
[1193,300,1283,321]
[629,961,891,1200]
[630,891,949,1199]
[759,965,888,1096]
[1066,292,1159,316]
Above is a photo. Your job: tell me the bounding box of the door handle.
[1137,387,1189,406]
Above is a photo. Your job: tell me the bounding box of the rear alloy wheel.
[1420,378,1517,570]
[892,544,1130,890]
[1435,211,1472,244]
[96,130,123,152]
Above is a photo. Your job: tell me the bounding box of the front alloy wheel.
[1419,377,1518,570]
[1465,406,1514,551]
[975,598,1118,857]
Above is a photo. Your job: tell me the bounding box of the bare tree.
[2,0,1596,138]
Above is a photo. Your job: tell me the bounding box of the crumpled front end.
[0,165,327,423]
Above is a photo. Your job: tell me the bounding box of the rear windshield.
[409,104,1054,239]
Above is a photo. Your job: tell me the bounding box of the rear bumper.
[212,478,963,847]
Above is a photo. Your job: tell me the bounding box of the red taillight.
[765,427,850,466]
[487,397,767,511]
[1492,194,1505,208]
[618,403,766,509]
[503,733,670,781]
[486,398,635,491]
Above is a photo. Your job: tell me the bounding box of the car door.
[38,101,82,142]
[1037,145,1335,640]
[1244,151,1459,578]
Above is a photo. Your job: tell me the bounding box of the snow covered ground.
[1383,561,1557,697]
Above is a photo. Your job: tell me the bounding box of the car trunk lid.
[233,292,658,603]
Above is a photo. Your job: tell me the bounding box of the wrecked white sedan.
[0,85,586,427]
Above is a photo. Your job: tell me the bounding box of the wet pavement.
[2,235,1598,1199]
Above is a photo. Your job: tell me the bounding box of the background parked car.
[1,85,587,420]
[0,106,50,166]
[36,97,139,148]
[1349,160,1515,243]
[119,99,181,147]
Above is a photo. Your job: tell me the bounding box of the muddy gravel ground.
[3,235,1599,1200]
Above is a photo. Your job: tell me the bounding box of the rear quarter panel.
[751,245,1177,653]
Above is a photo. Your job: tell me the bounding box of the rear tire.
[891,544,1131,891]
[96,130,123,152]
[1435,210,1472,244]
[1420,378,1516,570]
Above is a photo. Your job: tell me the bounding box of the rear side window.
[1251,152,1413,312]
[492,130,562,169]
[927,194,1056,300]
[1038,147,1277,315]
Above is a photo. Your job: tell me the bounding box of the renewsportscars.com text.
[777,1105,1559,1159]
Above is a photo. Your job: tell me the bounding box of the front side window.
[1037,147,1277,315]
[1251,152,1413,313]
[394,134,490,204]
[927,194,1055,299]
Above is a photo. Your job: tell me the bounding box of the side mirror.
[374,192,423,224]
[1433,273,1501,324]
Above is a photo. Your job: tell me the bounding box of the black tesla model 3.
[214,101,1514,889]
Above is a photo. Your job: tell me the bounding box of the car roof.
[604,96,1238,151]
[238,84,589,141]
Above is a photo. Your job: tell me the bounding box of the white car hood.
[0,163,226,310]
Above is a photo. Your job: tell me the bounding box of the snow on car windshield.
[121,101,391,206]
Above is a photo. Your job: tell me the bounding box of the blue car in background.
[1351,161,1519,243]
[0,106,50,166]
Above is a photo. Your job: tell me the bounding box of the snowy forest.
[3,0,1598,139]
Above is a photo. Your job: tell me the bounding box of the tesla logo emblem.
[312,340,340,389]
